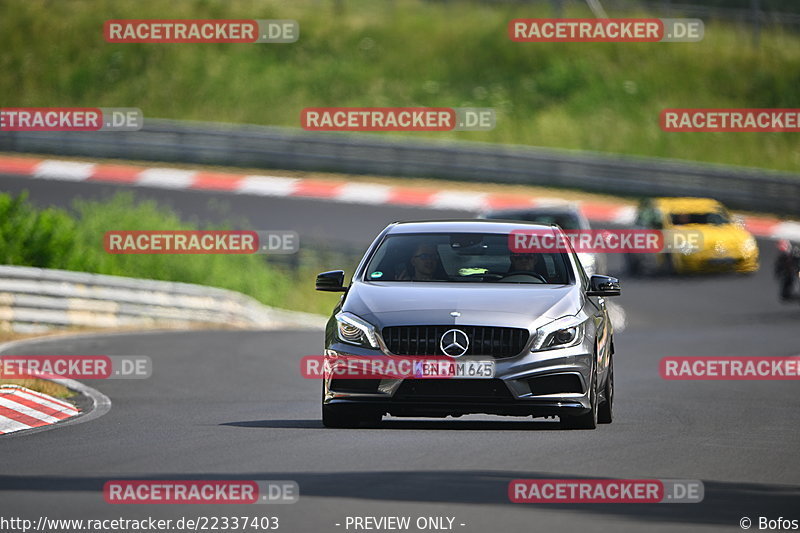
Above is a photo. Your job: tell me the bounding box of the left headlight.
[531,315,586,352]
[335,312,380,349]
[677,241,700,256]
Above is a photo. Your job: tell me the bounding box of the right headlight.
[740,236,757,255]
[531,315,586,352]
[335,312,380,349]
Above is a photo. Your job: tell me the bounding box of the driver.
[508,252,551,281]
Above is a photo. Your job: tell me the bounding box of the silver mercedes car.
[315,220,620,429]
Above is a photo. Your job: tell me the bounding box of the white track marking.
[429,191,488,211]
[236,175,299,196]
[34,160,95,181]
[335,183,393,204]
[611,206,637,225]
[0,414,31,434]
[773,222,800,241]
[136,168,197,189]
[12,388,79,413]
[0,397,61,423]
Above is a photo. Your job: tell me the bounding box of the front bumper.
[678,251,759,273]
[322,341,595,418]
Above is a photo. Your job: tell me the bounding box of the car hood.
[343,281,582,330]
[681,224,753,251]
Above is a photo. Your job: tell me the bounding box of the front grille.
[394,379,513,401]
[381,325,529,358]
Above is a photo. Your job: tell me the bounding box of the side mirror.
[316,270,347,292]
[587,275,621,297]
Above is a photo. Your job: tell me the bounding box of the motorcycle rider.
[774,239,800,301]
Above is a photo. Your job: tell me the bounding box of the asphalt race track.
[1,173,799,532]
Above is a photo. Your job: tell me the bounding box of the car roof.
[652,197,724,213]
[386,219,556,234]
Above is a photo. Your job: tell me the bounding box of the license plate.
[414,360,495,379]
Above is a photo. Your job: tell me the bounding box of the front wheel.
[561,368,598,430]
[598,357,613,424]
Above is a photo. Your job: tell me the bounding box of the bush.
[0,192,342,314]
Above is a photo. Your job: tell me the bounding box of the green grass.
[1,0,799,172]
[0,192,346,315]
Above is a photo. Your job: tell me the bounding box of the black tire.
[322,404,381,428]
[598,357,613,424]
[561,367,598,430]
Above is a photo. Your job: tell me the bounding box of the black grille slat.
[382,325,529,359]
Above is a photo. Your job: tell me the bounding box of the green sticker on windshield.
[370,271,383,278]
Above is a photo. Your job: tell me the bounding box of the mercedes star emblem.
[440,329,469,358]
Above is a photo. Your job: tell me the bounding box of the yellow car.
[627,197,759,274]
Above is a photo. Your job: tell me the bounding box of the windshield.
[670,211,730,225]
[363,233,573,284]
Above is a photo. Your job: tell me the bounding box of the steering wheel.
[500,271,547,283]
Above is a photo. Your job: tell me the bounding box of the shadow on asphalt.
[221,418,566,430]
[1,471,797,528]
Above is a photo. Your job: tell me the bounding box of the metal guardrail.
[0,265,325,333]
[1,119,799,215]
